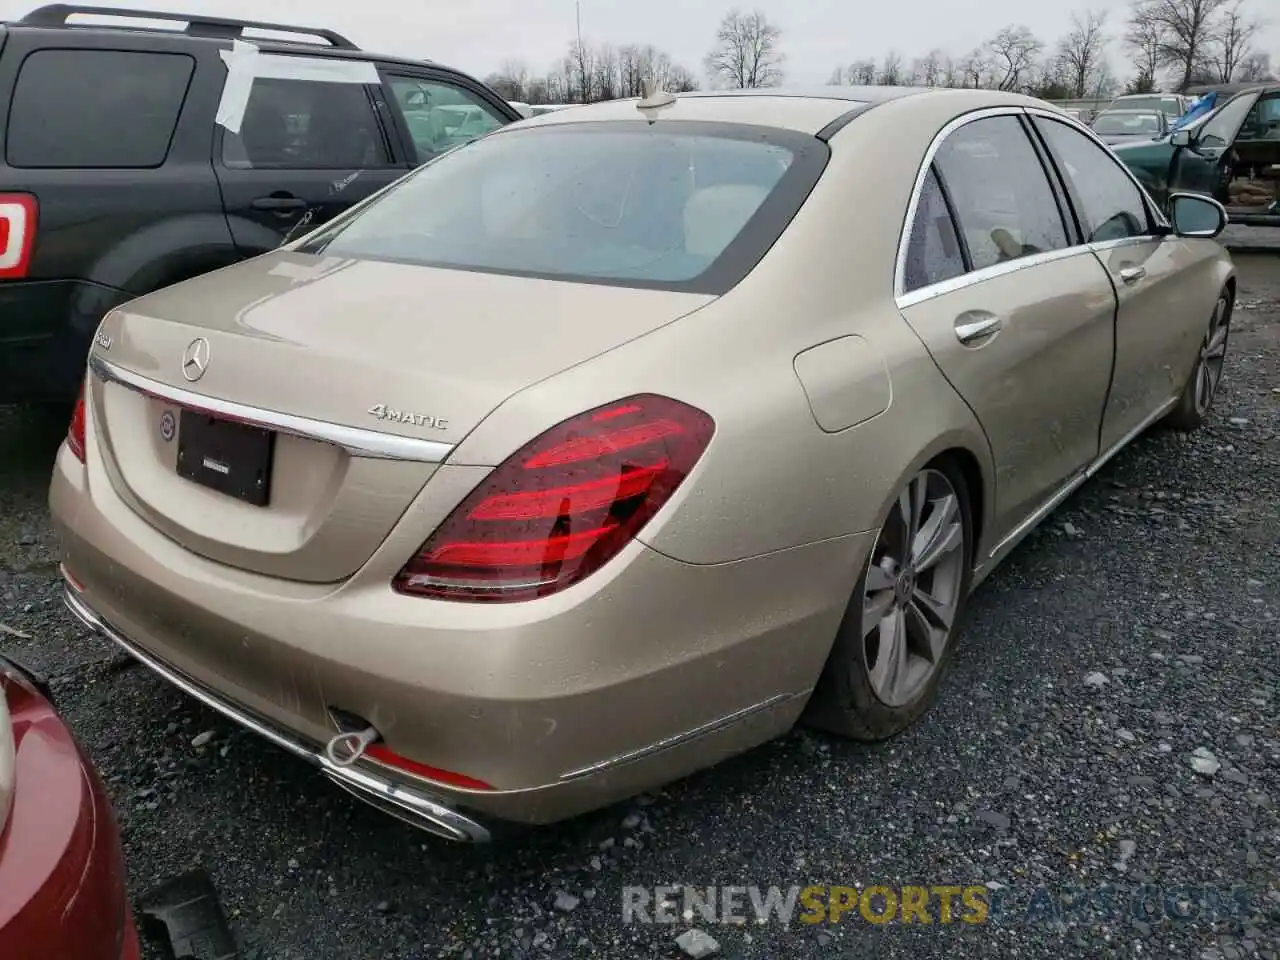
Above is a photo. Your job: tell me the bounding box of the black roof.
[1185,81,1280,97]
[9,4,441,71]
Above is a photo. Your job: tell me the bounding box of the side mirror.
[1168,192,1227,239]
[1170,128,1192,147]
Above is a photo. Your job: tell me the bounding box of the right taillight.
[393,394,715,603]
[67,381,87,463]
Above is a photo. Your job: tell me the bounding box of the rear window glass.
[296,121,828,293]
[7,50,194,168]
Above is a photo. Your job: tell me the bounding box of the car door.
[896,112,1116,539]
[377,69,516,166]
[1169,90,1261,203]
[1030,111,1220,453]
[213,52,411,255]
[1226,92,1280,223]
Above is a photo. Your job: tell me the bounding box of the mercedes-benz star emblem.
[182,337,210,382]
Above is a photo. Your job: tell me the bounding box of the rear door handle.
[955,312,1003,345]
[251,196,307,211]
[1119,265,1146,284]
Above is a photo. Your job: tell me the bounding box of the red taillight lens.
[67,382,87,463]
[393,394,715,603]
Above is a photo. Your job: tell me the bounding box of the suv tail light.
[68,381,87,463]
[394,394,715,603]
[0,193,38,280]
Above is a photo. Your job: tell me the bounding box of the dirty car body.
[50,87,1236,841]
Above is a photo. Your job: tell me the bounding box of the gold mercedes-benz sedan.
[49,86,1235,842]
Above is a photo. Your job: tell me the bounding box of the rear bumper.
[50,432,869,832]
[62,583,492,844]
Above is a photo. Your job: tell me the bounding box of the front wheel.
[1164,287,1232,432]
[803,461,974,741]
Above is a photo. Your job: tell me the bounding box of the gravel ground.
[2,255,1278,960]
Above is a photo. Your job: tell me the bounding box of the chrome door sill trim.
[987,397,1178,561]
[89,354,454,464]
[61,579,490,843]
[557,692,798,782]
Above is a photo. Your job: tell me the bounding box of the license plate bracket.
[176,410,274,507]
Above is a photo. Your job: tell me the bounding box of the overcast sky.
[3,0,1277,87]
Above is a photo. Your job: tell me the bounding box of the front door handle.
[1119,265,1147,284]
[955,312,1003,345]
[251,195,307,212]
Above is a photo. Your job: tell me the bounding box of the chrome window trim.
[1022,106,1172,232]
[894,104,1174,308]
[89,354,455,464]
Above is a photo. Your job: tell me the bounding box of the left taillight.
[67,381,86,463]
[393,393,715,603]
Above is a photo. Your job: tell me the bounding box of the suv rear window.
[7,49,194,168]
[296,120,828,294]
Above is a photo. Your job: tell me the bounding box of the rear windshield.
[1119,96,1182,115]
[1094,112,1162,135]
[296,120,828,294]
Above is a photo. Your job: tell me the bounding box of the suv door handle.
[955,311,1003,345]
[1119,265,1146,284]
[251,196,307,211]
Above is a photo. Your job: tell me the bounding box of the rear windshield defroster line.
[296,120,831,295]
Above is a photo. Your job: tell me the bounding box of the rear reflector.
[365,744,493,791]
[393,394,714,603]
[0,193,38,280]
[67,382,87,463]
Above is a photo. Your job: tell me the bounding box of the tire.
[803,459,975,741]
[1163,286,1233,432]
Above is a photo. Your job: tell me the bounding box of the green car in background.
[1111,83,1280,229]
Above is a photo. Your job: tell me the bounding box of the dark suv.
[0,4,520,403]
[1113,84,1280,230]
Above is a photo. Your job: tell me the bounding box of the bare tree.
[704,8,785,88]
[1132,0,1231,93]
[1236,50,1273,81]
[986,25,1043,92]
[568,38,595,102]
[879,50,904,85]
[826,66,845,85]
[847,59,878,84]
[959,49,988,88]
[1124,8,1163,91]
[1209,0,1261,81]
[916,49,944,87]
[592,43,619,101]
[1056,10,1110,98]
[940,54,959,88]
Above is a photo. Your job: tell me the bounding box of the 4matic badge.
[367,404,448,430]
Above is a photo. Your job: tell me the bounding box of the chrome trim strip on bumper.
[61,581,491,843]
[557,692,797,782]
[88,354,455,464]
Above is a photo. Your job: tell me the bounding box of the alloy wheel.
[1194,294,1230,417]
[861,469,967,708]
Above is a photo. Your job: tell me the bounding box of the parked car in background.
[1091,108,1169,145]
[0,653,138,958]
[1104,92,1189,119]
[0,4,521,404]
[1113,83,1280,227]
[52,85,1235,842]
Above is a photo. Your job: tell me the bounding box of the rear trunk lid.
[89,251,714,583]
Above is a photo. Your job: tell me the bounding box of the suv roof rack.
[19,4,359,50]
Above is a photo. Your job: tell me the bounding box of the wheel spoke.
[912,494,962,573]
[862,587,896,637]
[865,558,894,593]
[867,609,905,697]
[1195,361,1211,412]
[1205,324,1228,358]
[908,587,953,661]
